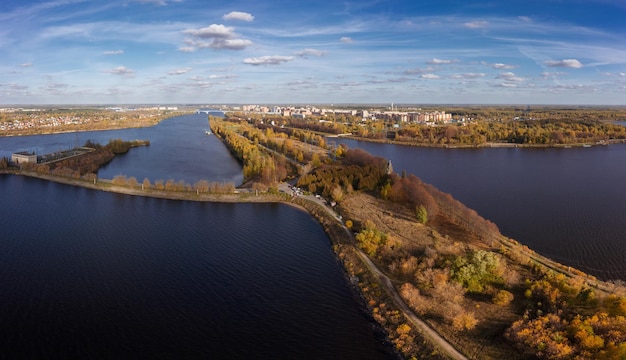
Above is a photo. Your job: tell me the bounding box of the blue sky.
[1,0,625,105]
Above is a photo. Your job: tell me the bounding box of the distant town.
[235,104,458,126]
[0,106,179,132]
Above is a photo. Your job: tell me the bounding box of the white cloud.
[544,59,583,68]
[421,74,440,79]
[182,24,252,50]
[481,61,517,70]
[518,16,532,22]
[497,72,524,82]
[464,21,488,29]
[223,11,254,22]
[103,50,124,55]
[340,36,353,43]
[243,56,295,66]
[20,63,33,67]
[208,39,253,50]
[497,82,517,88]
[169,67,191,75]
[427,58,453,65]
[184,24,235,39]
[108,66,134,76]
[296,48,327,58]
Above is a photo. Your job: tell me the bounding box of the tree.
[452,312,478,331]
[194,180,210,193]
[356,223,387,257]
[416,205,428,224]
[127,176,138,187]
[112,175,127,185]
[330,184,344,203]
[493,290,514,306]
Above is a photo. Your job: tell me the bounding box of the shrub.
[493,290,515,306]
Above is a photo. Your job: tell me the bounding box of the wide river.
[0,114,393,359]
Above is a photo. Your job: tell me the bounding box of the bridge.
[196,109,224,115]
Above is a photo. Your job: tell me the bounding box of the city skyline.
[1,0,625,105]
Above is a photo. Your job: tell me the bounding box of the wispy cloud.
[169,67,192,75]
[108,66,135,76]
[421,74,440,79]
[427,58,453,65]
[464,21,488,29]
[541,72,566,80]
[403,67,435,75]
[497,72,525,82]
[295,49,327,58]
[449,73,486,79]
[223,11,254,22]
[20,63,33,67]
[243,56,295,66]
[103,50,124,55]
[340,36,354,43]
[544,59,583,68]
[482,61,517,70]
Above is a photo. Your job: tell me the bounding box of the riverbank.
[339,135,626,149]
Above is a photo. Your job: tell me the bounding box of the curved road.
[356,251,468,360]
[290,191,468,360]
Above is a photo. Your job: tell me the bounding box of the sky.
[1,0,625,105]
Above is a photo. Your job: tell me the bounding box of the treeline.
[111,175,235,194]
[255,122,328,148]
[210,118,291,185]
[392,119,626,146]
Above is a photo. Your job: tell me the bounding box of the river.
[336,138,626,281]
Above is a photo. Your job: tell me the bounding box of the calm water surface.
[0,113,243,185]
[338,139,626,281]
[0,115,392,359]
[0,175,391,359]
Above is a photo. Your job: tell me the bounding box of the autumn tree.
[356,221,387,256]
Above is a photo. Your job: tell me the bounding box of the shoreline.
[337,135,625,149]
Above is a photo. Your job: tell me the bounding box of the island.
[2,108,626,360]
